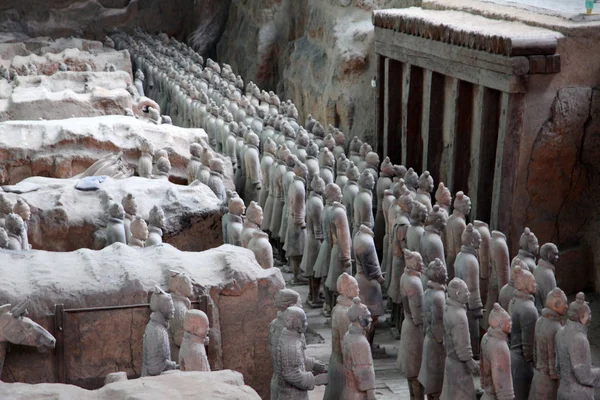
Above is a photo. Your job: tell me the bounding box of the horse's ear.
[11,297,29,317]
[0,304,11,314]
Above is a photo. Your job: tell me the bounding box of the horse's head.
[0,298,56,353]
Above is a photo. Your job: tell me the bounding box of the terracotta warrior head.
[278,144,292,162]
[264,138,277,156]
[426,205,448,231]
[322,134,335,152]
[359,143,372,159]
[149,205,166,229]
[349,136,363,154]
[13,198,31,221]
[404,249,424,273]
[247,132,260,147]
[380,157,394,176]
[348,297,372,329]
[365,152,380,169]
[312,122,325,139]
[169,270,194,298]
[108,203,125,220]
[122,193,138,216]
[190,142,203,158]
[311,175,326,195]
[322,148,335,169]
[358,170,375,191]
[393,178,410,199]
[209,158,224,174]
[461,223,482,249]
[0,194,14,215]
[275,289,302,312]
[337,272,359,299]
[306,141,318,158]
[294,162,308,181]
[418,171,434,193]
[135,69,145,81]
[284,306,308,333]
[567,292,591,325]
[409,201,428,225]
[545,287,568,316]
[333,129,345,147]
[398,191,414,213]
[296,129,309,147]
[404,168,419,191]
[305,115,316,132]
[325,183,343,203]
[540,242,559,264]
[346,162,360,183]
[130,216,148,241]
[246,201,263,226]
[488,303,511,334]
[512,265,536,295]
[429,258,448,285]
[150,285,175,320]
[519,227,539,256]
[337,154,351,175]
[453,191,472,215]
[393,164,407,178]
[184,309,210,339]
[448,277,470,304]
[155,157,171,176]
[229,197,246,216]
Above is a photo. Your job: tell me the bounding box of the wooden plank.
[440,76,459,193]
[376,55,385,157]
[55,304,66,384]
[469,85,485,219]
[375,40,526,93]
[422,69,433,173]
[401,63,411,165]
[384,59,404,163]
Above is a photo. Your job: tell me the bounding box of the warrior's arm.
[571,337,600,387]
[491,347,514,400]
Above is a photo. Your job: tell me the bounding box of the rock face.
[4,176,224,252]
[216,0,410,144]
[0,116,234,187]
[0,244,283,399]
[0,370,261,400]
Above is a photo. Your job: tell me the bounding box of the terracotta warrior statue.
[508,265,537,400]
[260,138,277,210]
[420,205,448,273]
[187,142,203,184]
[305,141,320,187]
[440,277,479,400]
[375,156,394,261]
[415,171,434,212]
[207,158,227,202]
[486,230,510,320]
[270,289,302,400]
[335,154,351,192]
[533,242,559,313]
[241,201,262,248]
[354,224,384,345]
[153,154,171,180]
[141,285,177,376]
[406,200,428,255]
[129,216,148,248]
[454,223,483,360]
[105,202,126,246]
[225,196,245,246]
[167,270,193,359]
[276,306,327,399]
[353,170,375,238]
[480,303,514,400]
[446,191,471,279]
[332,129,346,162]
[349,136,363,167]
[474,221,491,315]
[343,162,360,228]
[269,144,292,246]
[244,131,262,205]
[417,259,448,400]
[381,188,395,278]
[121,193,138,244]
[303,176,326,307]
[0,227,8,249]
[529,287,567,400]
[286,162,308,285]
[325,183,352,312]
[342,297,377,400]
[555,292,600,399]
[146,205,165,246]
[13,198,31,250]
[248,229,274,269]
[398,249,425,400]
[324,272,359,400]
[313,183,337,317]
[403,168,419,196]
[0,193,13,227]
[179,309,210,372]
[138,137,154,178]
[512,227,539,273]
[357,142,372,173]
[434,182,451,212]
[319,148,335,185]
[499,260,522,311]
[5,213,25,250]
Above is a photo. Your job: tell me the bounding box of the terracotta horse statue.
[0,297,56,376]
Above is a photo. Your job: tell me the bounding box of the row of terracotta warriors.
[0,194,31,250]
